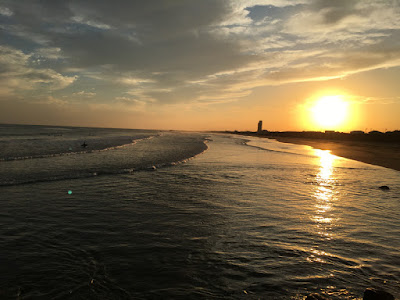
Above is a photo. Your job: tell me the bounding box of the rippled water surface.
[0,125,399,299]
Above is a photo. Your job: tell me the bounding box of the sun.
[311,95,348,130]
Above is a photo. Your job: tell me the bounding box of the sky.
[1,0,400,131]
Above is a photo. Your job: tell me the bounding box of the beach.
[263,136,400,172]
[1,126,400,299]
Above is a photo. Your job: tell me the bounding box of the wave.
[0,135,158,162]
[242,140,317,158]
[0,134,209,187]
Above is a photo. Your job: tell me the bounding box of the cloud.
[118,77,155,86]
[352,95,400,105]
[40,95,68,105]
[0,6,13,16]
[0,46,76,97]
[71,15,111,30]
[1,0,400,110]
[72,91,96,98]
[33,47,64,60]
[310,0,357,25]
[112,96,154,112]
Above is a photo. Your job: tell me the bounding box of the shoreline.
[271,136,400,172]
[240,134,400,172]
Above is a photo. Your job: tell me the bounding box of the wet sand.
[268,137,400,172]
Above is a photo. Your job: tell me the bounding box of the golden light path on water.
[308,149,338,264]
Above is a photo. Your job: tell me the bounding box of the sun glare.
[311,95,348,130]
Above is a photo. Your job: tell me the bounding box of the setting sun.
[311,95,348,130]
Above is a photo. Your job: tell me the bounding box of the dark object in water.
[81,141,88,148]
[379,185,390,190]
[364,288,394,300]
[306,293,330,300]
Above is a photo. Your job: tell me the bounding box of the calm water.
[0,124,399,299]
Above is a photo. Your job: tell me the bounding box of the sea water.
[0,124,399,299]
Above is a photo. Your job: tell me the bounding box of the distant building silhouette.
[350,130,365,135]
[257,120,262,133]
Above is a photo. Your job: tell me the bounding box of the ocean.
[0,124,399,299]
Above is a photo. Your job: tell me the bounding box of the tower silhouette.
[257,120,262,133]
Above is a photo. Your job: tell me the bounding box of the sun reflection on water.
[317,149,335,181]
[312,149,339,239]
[307,149,339,263]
